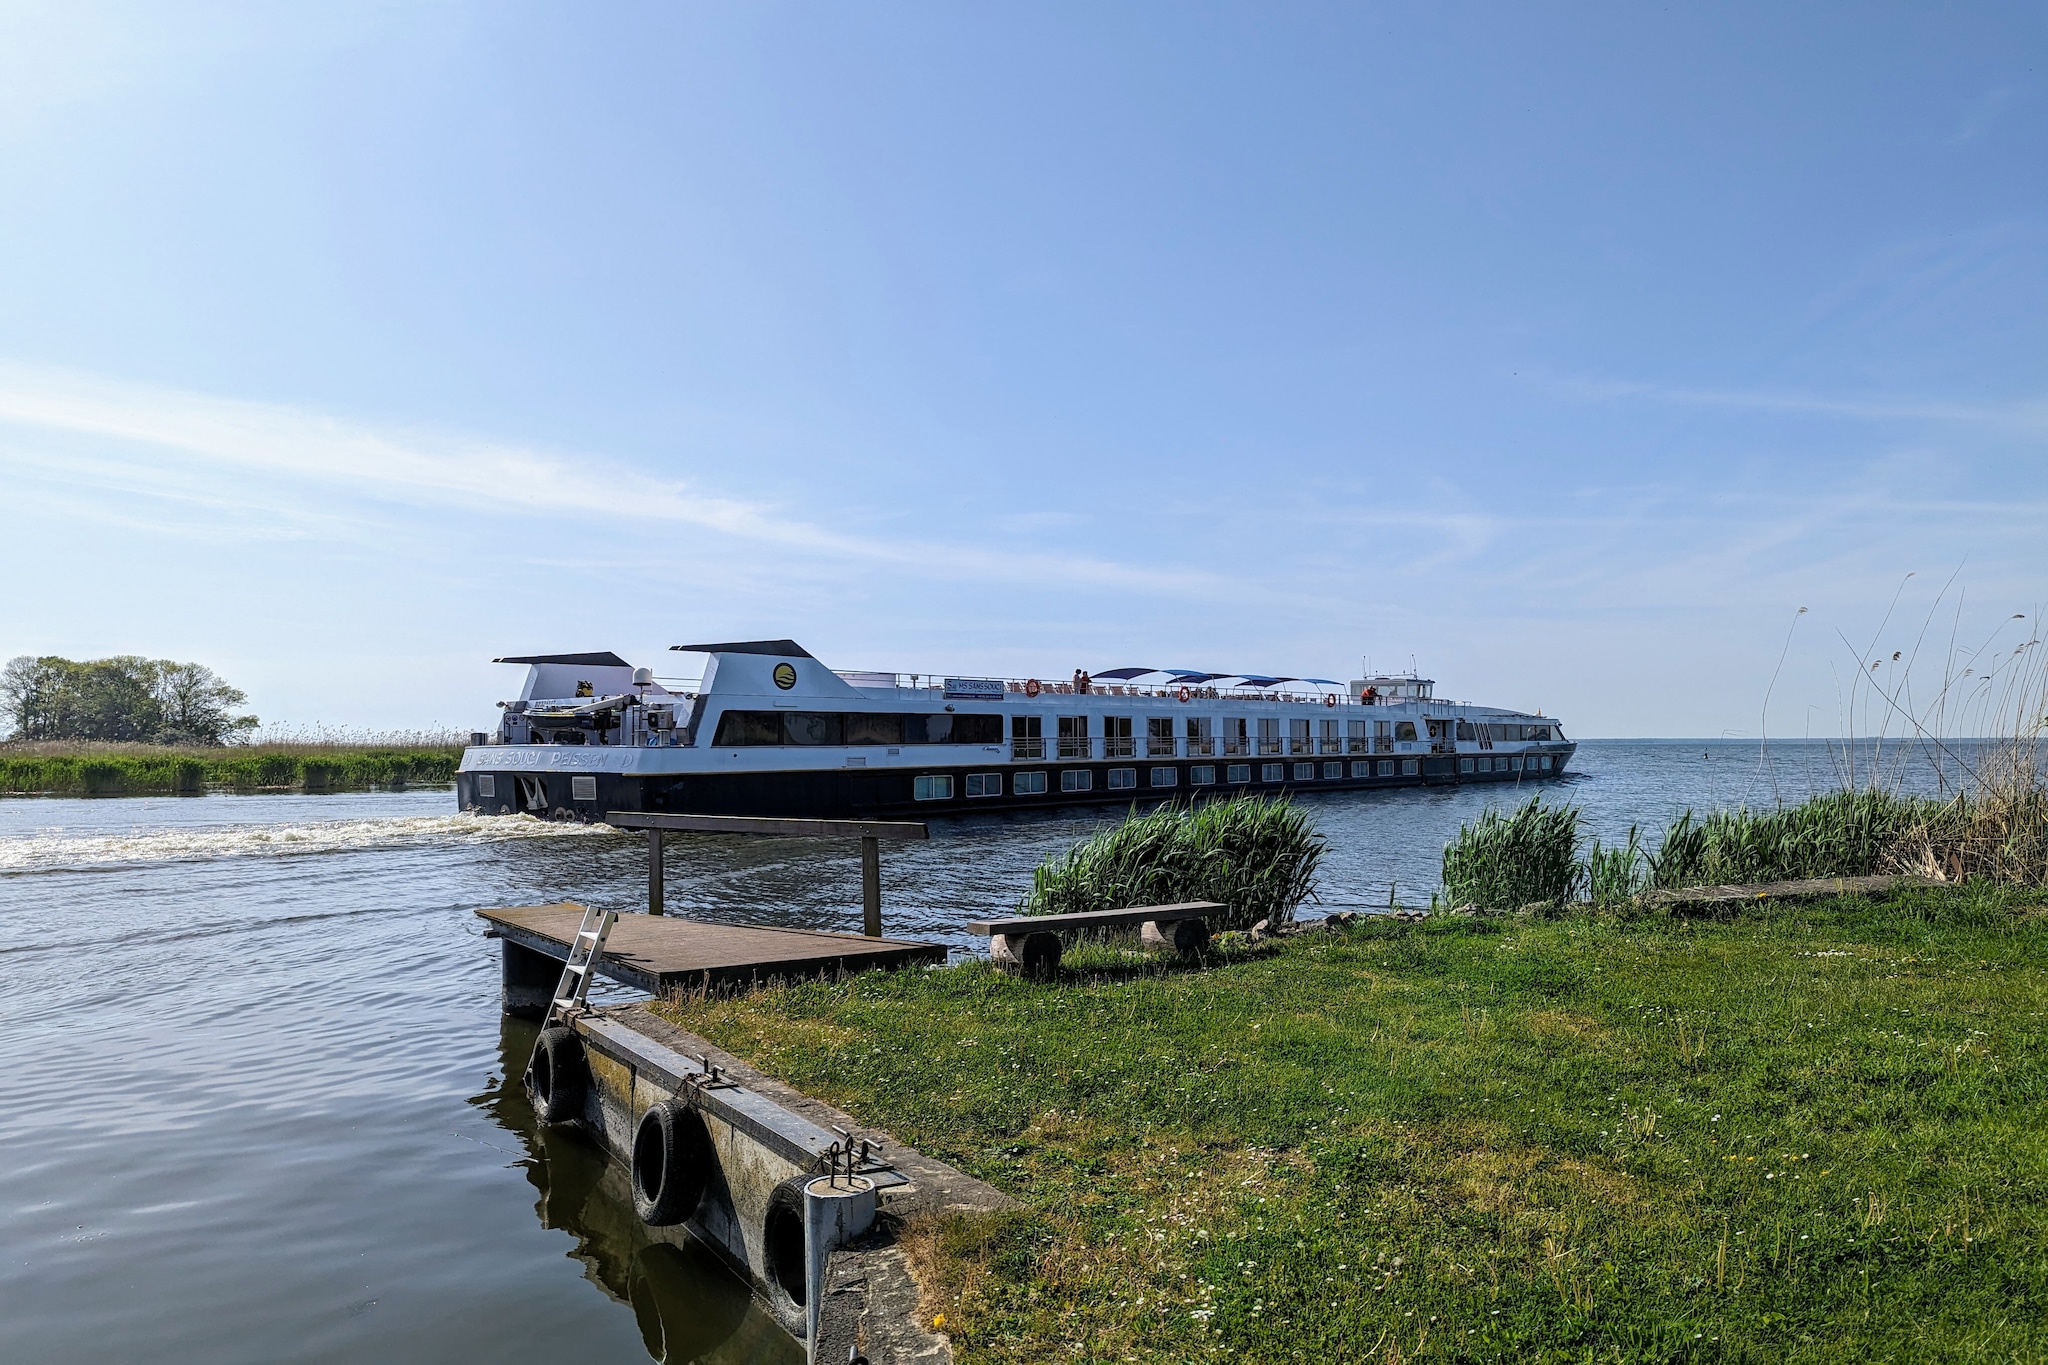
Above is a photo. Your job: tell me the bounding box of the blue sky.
[0,1,2041,736]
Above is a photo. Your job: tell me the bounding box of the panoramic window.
[1227,764,1251,783]
[1149,766,1177,787]
[785,712,844,745]
[713,710,783,746]
[964,772,1001,797]
[1190,765,1216,785]
[1061,769,1094,792]
[1014,770,1048,795]
[846,713,904,745]
[913,775,953,801]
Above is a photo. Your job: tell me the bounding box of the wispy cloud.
[1547,373,2048,433]
[0,361,1207,595]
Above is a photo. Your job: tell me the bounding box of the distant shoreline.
[0,743,463,796]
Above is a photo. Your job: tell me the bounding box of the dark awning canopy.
[670,639,814,657]
[493,652,632,668]
[1092,666,1158,680]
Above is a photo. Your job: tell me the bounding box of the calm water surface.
[0,739,1972,1362]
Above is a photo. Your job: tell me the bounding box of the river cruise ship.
[455,639,1574,820]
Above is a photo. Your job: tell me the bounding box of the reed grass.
[1438,796,1583,911]
[1021,795,1326,931]
[0,741,464,795]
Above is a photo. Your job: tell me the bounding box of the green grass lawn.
[656,887,2048,1364]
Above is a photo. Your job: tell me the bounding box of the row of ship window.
[713,708,1555,753]
[912,753,1556,800]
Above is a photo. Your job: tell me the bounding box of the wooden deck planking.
[477,902,947,993]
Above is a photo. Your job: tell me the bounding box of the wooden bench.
[966,901,1225,977]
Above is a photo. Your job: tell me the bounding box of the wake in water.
[0,811,613,874]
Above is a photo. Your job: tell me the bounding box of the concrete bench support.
[972,901,1225,977]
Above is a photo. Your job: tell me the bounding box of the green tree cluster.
[0,655,259,746]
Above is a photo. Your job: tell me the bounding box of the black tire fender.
[632,1100,713,1226]
[762,1177,810,1308]
[525,1026,586,1124]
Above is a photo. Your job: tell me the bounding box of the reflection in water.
[471,1017,801,1365]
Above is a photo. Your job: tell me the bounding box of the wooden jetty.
[481,901,947,1005]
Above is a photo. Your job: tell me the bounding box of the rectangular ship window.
[1401,759,1419,775]
[477,774,495,798]
[1010,714,1043,759]
[1262,763,1285,782]
[1014,771,1048,795]
[1509,756,1523,771]
[1293,762,1314,781]
[1350,761,1370,777]
[1190,765,1216,785]
[1322,762,1342,779]
[1459,757,1475,773]
[1227,764,1251,783]
[1061,770,1093,792]
[1377,760,1394,776]
[571,776,597,802]
[1107,768,1136,789]
[964,772,1001,797]
[1536,755,1550,770]
[913,774,954,800]
[1149,766,1177,787]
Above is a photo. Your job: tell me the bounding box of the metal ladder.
[544,903,619,1028]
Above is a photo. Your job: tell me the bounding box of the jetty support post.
[606,811,928,935]
[647,827,665,916]
[860,836,881,937]
[500,938,558,1018]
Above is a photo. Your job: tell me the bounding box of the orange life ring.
[1024,678,1042,698]
[1325,693,1337,708]
[1177,685,1191,703]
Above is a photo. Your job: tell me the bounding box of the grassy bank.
[1441,782,2048,913]
[0,742,464,795]
[658,886,2048,1363]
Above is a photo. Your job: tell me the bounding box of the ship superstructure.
[456,639,1573,820]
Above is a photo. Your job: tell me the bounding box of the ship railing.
[1146,738,1178,757]
[1056,738,1093,760]
[833,668,1484,709]
[1011,739,1045,760]
[1104,738,1136,758]
[1185,739,1214,757]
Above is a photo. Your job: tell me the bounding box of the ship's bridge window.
[1456,720,1475,741]
[1394,721,1418,743]
[713,710,1002,747]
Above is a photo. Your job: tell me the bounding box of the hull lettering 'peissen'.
[455,640,1574,820]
